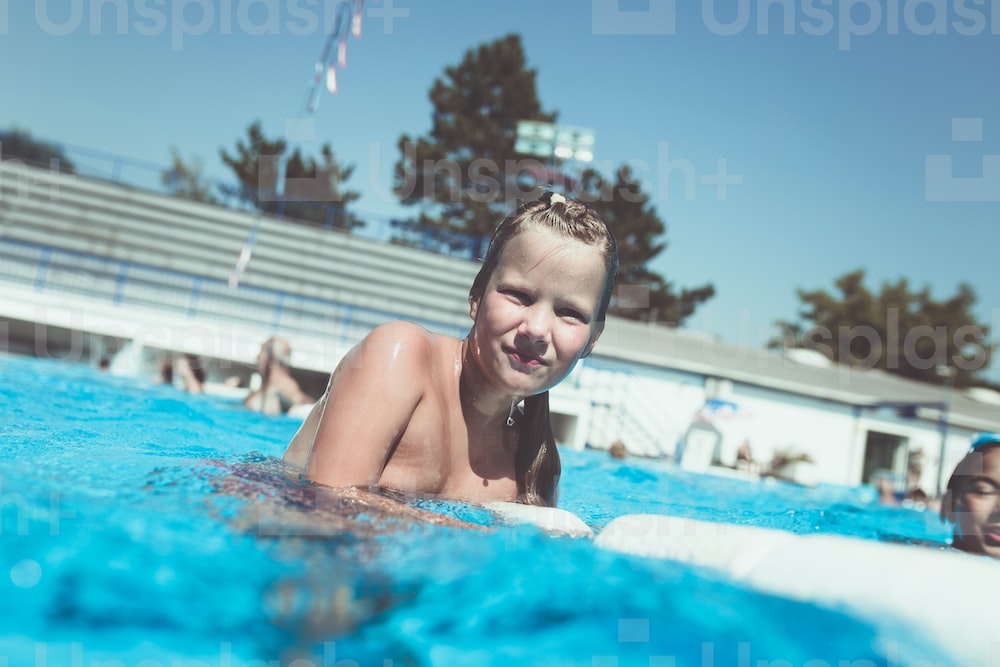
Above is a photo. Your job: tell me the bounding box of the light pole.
[514,121,595,191]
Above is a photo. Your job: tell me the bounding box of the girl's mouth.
[506,347,545,367]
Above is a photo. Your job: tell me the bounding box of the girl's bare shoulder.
[351,321,459,370]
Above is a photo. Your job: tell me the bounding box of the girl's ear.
[469,297,480,321]
[582,321,605,358]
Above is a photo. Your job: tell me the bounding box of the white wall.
[562,359,709,457]
[558,359,981,491]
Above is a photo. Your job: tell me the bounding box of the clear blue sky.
[2,1,998,381]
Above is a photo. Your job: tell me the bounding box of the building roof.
[595,317,1000,433]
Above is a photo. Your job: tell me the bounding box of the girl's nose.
[518,306,551,344]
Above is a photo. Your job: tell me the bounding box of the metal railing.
[0,237,468,345]
[0,134,490,262]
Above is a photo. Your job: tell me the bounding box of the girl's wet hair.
[468,192,619,506]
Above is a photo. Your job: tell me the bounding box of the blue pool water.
[0,353,955,666]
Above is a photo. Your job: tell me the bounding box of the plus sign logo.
[655,142,743,202]
[368,0,410,34]
[592,0,676,35]
[925,117,1000,202]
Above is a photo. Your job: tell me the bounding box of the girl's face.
[956,447,1000,558]
[468,226,608,399]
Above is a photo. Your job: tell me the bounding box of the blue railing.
[0,133,489,262]
[0,237,468,345]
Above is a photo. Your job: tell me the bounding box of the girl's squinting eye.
[968,481,1000,498]
[558,308,589,324]
[501,288,531,304]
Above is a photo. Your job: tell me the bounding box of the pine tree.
[770,269,993,387]
[220,121,361,230]
[580,165,715,324]
[392,35,714,325]
[0,127,75,173]
[161,148,218,204]
[393,34,556,246]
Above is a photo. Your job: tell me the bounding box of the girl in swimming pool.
[282,192,618,507]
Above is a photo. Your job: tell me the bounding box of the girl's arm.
[300,321,430,489]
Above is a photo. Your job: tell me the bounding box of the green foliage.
[579,165,715,324]
[161,147,218,204]
[393,34,556,240]
[771,269,993,387]
[393,35,713,325]
[0,127,75,173]
[220,121,361,230]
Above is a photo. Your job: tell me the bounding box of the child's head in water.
[470,191,619,327]
[467,191,619,505]
[941,433,1000,558]
[468,191,618,401]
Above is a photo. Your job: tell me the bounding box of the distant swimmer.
[158,353,206,394]
[940,432,1000,558]
[243,337,315,416]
